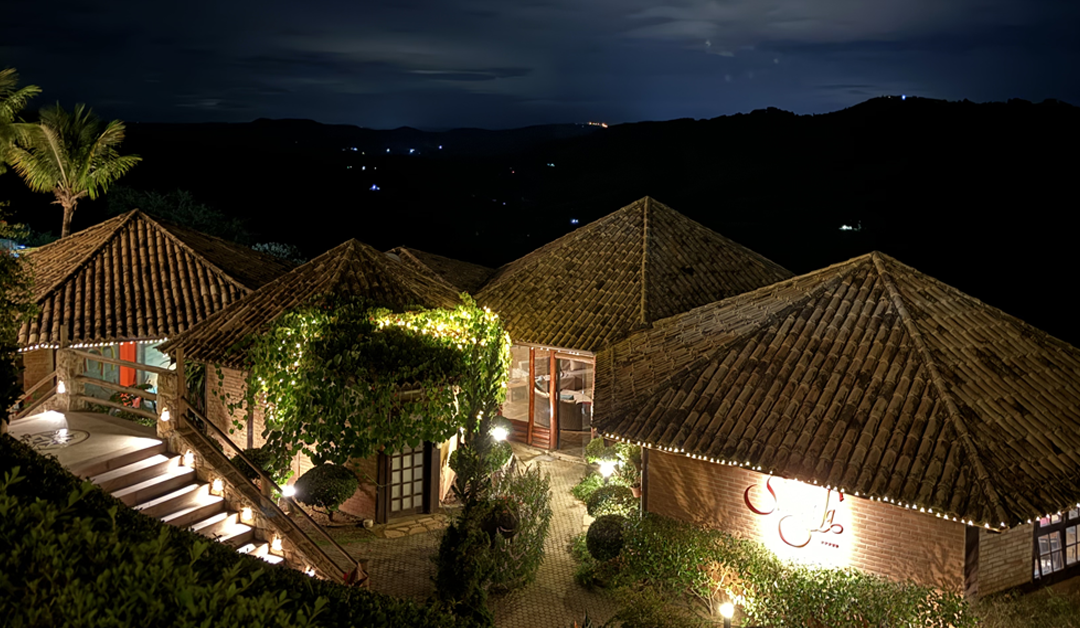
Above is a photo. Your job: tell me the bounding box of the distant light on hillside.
[570,218,579,225]
[370,184,380,191]
[839,222,862,232]
[902,94,907,100]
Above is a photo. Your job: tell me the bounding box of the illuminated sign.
[744,476,850,565]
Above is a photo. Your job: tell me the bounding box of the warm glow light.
[160,407,170,421]
[183,451,195,468]
[490,426,509,442]
[719,602,735,619]
[747,476,853,569]
[305,566,316,577]
[211,478,224,495]
[598,459,619,478]
[57,379,66,394]
[282,484,296,497]
[241,507,253,523]
[271,537,283,552]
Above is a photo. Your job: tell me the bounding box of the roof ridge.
[140,212,255,295]
[31,210,141,302]
[870,252,1009,526]
[639,196,651,325]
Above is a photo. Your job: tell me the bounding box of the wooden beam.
[527,347,535,446]
[549,352,558,451]
[76,395,158,420]
[75,376,158,401]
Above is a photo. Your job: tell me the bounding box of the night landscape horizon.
[4,1,1080,626]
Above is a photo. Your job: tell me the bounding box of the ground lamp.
[720,602,735,628]
[598,458,619,479]
[281,484,296,497]
[490,425,509,442]
[159,406,170,422]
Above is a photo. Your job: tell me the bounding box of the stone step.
[112,466,196,506]
[92,454,180,492]
[189,512,232,537]
[72,441,167,479]
[135,482,209,519]
[162,496,226,529]
[218,523,255,548]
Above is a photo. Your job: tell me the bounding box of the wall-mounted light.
[271,536,283,553]
[160,407,170,422]
[211,478,224,496]
[57,379,67,394]
[305,566,316,577]
[490,425,509,442]
[182,450,195,468]
[241,507,253,523]
[281,484,296,498]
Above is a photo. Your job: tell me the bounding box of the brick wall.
[978,524,1033,595]
[20,349,54,391]
[205,366,267,449]
[647,450,967,592]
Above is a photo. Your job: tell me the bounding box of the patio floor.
[7,410,161,476]
[320,436,619,627]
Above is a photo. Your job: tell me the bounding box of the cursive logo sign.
[744,477,844,549]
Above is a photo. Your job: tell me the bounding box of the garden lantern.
[720,602,734,628]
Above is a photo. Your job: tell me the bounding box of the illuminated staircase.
[73,438,284,565]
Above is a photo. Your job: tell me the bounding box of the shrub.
[294,463,359,517]
[584,437,617,463]
[614,586,711,628]
[0,435,481,628]
[487,440,513,473]
[586,514,627,561]
[585,484,636,517]
[572,472,605,502]
[487,463,553,593]
[434,505,496,627]
[232,446,291,484]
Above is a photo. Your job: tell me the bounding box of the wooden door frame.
[376,442,440,524]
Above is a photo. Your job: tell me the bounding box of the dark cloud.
[0,0,1075,128]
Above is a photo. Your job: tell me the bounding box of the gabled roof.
[160,239,463,368]
[594,252,1080,529]
[18,210,293,349]
[385,246,495,294]
[475,197,793,353]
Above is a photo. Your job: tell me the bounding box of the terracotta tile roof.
[160,239,463,368]
[594,251,1080,528]
[475,196,793,353]
[385,246,495,293]
[18,211,293,349]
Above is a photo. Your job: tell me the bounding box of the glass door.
[389,444,425,517]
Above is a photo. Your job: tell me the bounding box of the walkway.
[331,436,619,627]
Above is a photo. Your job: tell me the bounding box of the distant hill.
[2,96,1078,344]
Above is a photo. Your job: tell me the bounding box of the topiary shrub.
[586,484,636,517]
[293,463,359,519]
[584,437,616,464]
[231,447,290,484]
[586,514,627,562]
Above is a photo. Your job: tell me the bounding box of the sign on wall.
[744,476,852,567]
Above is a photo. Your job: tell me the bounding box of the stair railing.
[178,401,367,586]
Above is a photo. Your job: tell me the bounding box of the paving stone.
[383,530,405,539]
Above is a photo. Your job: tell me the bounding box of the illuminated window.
[1034,508,1080,580]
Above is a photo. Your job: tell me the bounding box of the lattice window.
[1034,508,1080,579]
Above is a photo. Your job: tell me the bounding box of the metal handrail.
[181,401,364,583]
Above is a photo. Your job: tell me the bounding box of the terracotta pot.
[631,485,642,498]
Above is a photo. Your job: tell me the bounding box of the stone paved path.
[334,441,619,627]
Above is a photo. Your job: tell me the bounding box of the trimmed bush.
[232,446,291,484]
[0,434,480,628]
[586,484,636,517]
[294,463,359,516]
[572,472,605,502]
[584,437,617,464]
[586,514,627,561]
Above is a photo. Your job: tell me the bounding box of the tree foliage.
[107,185,251,243]
[0,68,40,176]
[7,103,141,237]
[229,294,510,467]
[0,210,34,423]
[293,464,359,516]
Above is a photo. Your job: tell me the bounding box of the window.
[1034,508,1080,579]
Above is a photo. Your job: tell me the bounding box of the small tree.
[293,463,358,521]
[8,103,141,237]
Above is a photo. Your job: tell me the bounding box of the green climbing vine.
[225,294,510,467]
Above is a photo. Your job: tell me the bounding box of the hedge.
[0,435,479,628]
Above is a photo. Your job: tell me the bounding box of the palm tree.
[0,68,41,175]
[8,103,141,237]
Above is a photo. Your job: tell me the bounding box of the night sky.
[3,0,1077,129]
